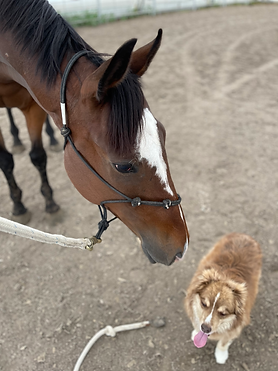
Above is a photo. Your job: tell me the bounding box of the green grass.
[63,11,115,27]
[62,5,156,27]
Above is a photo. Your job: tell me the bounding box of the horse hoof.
[11,210,32,225]
[49,143,63,152]
[46,203,60,214]
[12,144,26,154]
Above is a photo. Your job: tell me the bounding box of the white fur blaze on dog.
[205,292,220,324]
[184,233,262,364]
[136,108,173,196]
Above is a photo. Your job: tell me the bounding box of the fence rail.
[49,0,270,25]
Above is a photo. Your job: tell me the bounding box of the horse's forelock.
[107,73,144,156]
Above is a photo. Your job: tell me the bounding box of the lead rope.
[73,321,150,371]
[0,216,94,250]
[0,216,166,370]
[73,317,166,371]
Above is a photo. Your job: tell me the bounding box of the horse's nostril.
[176,252,183,260]
[201,323,211,334]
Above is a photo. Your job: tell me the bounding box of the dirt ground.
[1,4,278,371]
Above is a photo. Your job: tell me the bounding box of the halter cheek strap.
[60,51,182,247]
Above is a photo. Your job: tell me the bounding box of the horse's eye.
[113,163,136,173]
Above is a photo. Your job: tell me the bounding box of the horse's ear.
[81,38,137,102]
[129,29,162,77]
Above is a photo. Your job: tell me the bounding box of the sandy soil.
[1,5,278,371]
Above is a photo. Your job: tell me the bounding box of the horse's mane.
[0,0,144,155]
[0,0,103,84]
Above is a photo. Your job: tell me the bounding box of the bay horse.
[0,0,189,265]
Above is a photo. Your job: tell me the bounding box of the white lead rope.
[0,216,164,370]
[73,321,150,371]
[0,216,93,250]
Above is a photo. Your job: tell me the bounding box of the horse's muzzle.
[141,239,188,266]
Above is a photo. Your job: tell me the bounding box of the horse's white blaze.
[136,108,173,196]
[205,292,220,324]
[178,205,185,223]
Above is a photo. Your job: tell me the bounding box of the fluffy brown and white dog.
[184,233,262,364]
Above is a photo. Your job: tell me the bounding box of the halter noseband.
[60,51,182,248]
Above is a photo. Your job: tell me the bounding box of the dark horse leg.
[7,108,62,153]
[45,115,60,149]
[24,105,60,214]
[0,128,31,223]
[7,107,26,153]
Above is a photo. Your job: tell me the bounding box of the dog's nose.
[201,323,211,334]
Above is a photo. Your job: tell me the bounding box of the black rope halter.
[60,50,182,248]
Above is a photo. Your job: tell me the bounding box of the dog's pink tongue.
[194,331,208,348]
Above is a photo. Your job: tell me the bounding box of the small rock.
[37,353,46,363]
[151,317,166,328]
[127,360,136,368]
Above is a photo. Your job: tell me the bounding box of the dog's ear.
[227,280,247,317]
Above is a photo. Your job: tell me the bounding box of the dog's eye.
[219,312,227,317]
[201,301,208,308]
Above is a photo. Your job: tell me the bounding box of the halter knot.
[61,126,71,149]
[61,126,71,138]
[163,199,172,210]
[97,218,109,233]
[131,197,142,207]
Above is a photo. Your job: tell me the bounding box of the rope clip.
[85,236,102,251]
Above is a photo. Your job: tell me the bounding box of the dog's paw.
[215,347,229,364]
[191,329,198,341]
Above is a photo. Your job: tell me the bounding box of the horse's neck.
[0,37,58,113]
[0,41,32,90]
[0,32,99,130]
[0,34,70,126]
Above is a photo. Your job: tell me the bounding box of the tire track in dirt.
[215,25,278,97]
[220,57,278,95]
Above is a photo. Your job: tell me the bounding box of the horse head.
[63,30,189,265]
